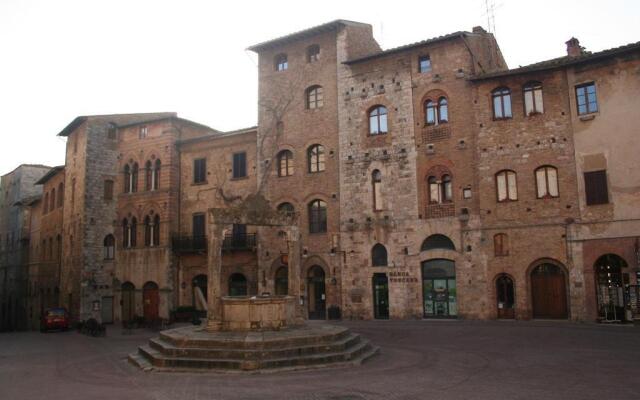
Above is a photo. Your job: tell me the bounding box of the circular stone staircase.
[128,322,379,373]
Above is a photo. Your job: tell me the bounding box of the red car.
[40,307,70,332]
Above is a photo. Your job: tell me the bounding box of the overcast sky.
[1,0,638,175]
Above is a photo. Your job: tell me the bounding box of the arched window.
[131,163,138,193]
[44,193,49,214]
[130,217,137,247]
[308,199,327,233]
[492,87,512,119]
[153,159,161,190]
[523,81,544,115]
[145,161,153,191]
[535,166,559,198]
[421,234,456,251]
[425,97,449,126]
[371,243,388,266]
[442,174,452,202]
[124,163,138,193]
[306,85,323,109]
[277,150,294,177]
[153,214,160,246]
[372,170,383,211]
[428,173,453,204]
[307,44,320,62]
[123,217,137,248]
[57,182,64,207]
[50,189,56,211]
[277,202,295,216]
[496,170,518,202]
[274,53,288,71]
[229,273,248,296]
[123,164,131,193]
[308,144,325,173]
[494,233,509,256]
[369,106,388,135]
[103,235,115,260]
[144,216,152,247]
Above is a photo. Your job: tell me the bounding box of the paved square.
[1,320,639,400]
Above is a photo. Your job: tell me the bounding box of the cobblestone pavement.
[1,320,639,400]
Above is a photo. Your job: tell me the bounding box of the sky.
[1,0,639,175]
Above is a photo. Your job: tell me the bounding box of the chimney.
[472,26,487,34]
[566,37,583,57]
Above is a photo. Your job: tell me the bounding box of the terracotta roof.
[343,31,469,65]
[176,126,257,147]
[57,112,177,137]
[471,40,640,80]
[247,19,369,52]
[116,116,219,133]
[35,166,64,185]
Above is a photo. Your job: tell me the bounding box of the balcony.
[172,236,207,253]
[222,233,257,252]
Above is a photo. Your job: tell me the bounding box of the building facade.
[2,20,639,328]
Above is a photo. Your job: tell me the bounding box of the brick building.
[1,20,639,328]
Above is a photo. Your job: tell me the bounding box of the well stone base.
[214,295,300,332]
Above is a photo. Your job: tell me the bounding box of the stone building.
[0,164,51,330]
[2,20,639,328]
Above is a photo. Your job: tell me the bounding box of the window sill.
[497,199,518,203]
[492,117,513,122]
[368,132,389,137]
[308,231,328,236]
[230,176,249,181]
[191,181,208,186]
[579,114,597,122]
[586,201,609,207]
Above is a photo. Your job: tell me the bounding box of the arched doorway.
[142,281,159,322]
[422,259,457,318]
[307,266,326,319]
[192,274,207,310]
[531,263,568,319]
[228,273,247,296]
[274,267,288,295]
[594,254,628,321]
[496,274,515,319]
[372,273,389,319]
[121,282,135,322]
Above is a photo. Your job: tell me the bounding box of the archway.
[142,281,159,322]
[422,259,457,318]
[496,274,515,319]
[275,267,288,295]
[594,254,628,321]
[121,282,135,322]
[192,274,207,310]
[307,266,326,319]
[228,273,247,297]
[531,263,568,319]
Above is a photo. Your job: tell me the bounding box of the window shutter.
[584,170,608,205]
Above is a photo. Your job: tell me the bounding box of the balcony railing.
[172,236,207,253]
[222,233,257,251]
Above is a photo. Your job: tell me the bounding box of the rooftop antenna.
[483,0,498,37]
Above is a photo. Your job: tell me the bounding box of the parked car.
[40,307,70,332]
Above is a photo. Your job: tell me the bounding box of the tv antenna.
[482,0,499,37]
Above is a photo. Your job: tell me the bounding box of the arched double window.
[523,81,544,115]
[124,163,138,193]
[306,85,323,109]
[496,170,518,202]
[308,199,327,233]
[103,234,115,260]
[368,106,388,135]
[274,53,288,71]
[277,150,294,177]
[372,170,383,211]
[427,174,452,204]
[145,159,161,191]
[425,97,449,125]
[535,166,559,198]
[308,144,325,173]
[371,243,388,266]
[492,87,512,119]
[421,234,456,251]
[144,214,161,247]
[277,202,295,216]
[122,217,137,248]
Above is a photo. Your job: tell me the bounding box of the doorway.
[422,259,457,318]
[372,273,389,319]
[496,274,515,319]
[121,282,135,322]
[192,274,208,310]
[595,254,628,321]
[101,296,114,324]
[307,266,326,319]
[531,263,568,319]
[142,281,159,322]
[228,273,247,296]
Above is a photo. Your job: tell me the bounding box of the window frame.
[308,199,327,234]
[494,233,509,257]
[372,169,383,211]
[492,87,513,120]
[495,170,518,202]
[368,105,388,135]
[232,152,247,179]
[575,82,598,115]
[306,85,324,109]
[104,235,115,260]
[418,55,432,73]
[275,53,288,71]
[192,213,206,238]
[371,243,388,266]
[584,170,609,205]
[523,81,544,116]
[277,150,294,177]
[535,166,559,199]
[193,158,207,184]
[307,45,320,63]
[104,179,114,200]
[307,144,326,173]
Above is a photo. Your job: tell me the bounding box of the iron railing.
[222,233,256,251]
[172,236,207,253]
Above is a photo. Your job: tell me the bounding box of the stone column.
[205,212,224,332]
[286,225,304,323]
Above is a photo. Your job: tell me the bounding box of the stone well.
[220,295,299,331]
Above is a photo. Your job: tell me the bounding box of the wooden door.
[531,264,567,319]
[143,282,159,321]
[101,296,114,324]
[373,274,389,319]
[308,266,326,320]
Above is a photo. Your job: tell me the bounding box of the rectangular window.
[192,213,205,238]
[139,126,148,139]
[576,83,598,115]
[584,170,608,205]
[193,158,206,184]
[104,180,114,200]
[419,56,432,73]
[232,152,247,179]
